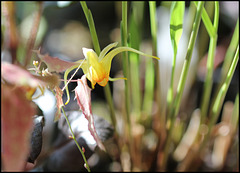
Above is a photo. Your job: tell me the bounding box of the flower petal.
[82,47,107,88]
[101,46,160,77]
[98,42,118,62]
[109,76,127,81]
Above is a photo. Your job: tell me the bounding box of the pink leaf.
[74,75,105,151]
[1,84,36,171]
[54,86,64,122]
[1,62,45,88]
[34,50,78,73]
[1,62,59,90]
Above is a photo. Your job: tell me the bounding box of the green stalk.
[148,1,162,122]
[231,93,239,133]
[161,2,204,170]
[194,1,215,38]
[129,1,144,122]
[167,1,185,121]
[121,1,131,124]
[171,1,204,132]
[209,46,239,130]
[148,4,166,169]
[52,88,90,172]
[197,1,215,59]
[220,19,239,81]
[200,1,219,124]
[80,1,116,129]
[199,45,239,152]
[62,107,91,172]
[142,57,154,123]
[121,1,133,170]
[142,1,156,121]
[166,51,176,119]
[80,1,100,54]
[210,19,239,110]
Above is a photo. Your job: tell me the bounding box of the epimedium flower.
[33,42,159,105]
[63,42,160,105]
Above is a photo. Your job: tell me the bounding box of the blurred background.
[1,1,239,172]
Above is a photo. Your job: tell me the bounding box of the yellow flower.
[82,42,159,87]
[64,42,159,105]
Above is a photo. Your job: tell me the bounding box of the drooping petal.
[74,75,105,151]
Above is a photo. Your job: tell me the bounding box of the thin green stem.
[199,45,239,152]
[121,1,133,170]
[209,46,239,130]
[194,1,215,38]
[166,52,176,119]
[143,1,157,121]
[149,1,162,121]
[220,19,239,81]
[129,1,144,122]
[161,2,204,170]
[148,4,166,170]
[231,93,239,133]
[104,83,116,128]
[142,58,154,123]
[167,1,185,120]
[171,1,204,129]
[121,1,131,124]
[80,1,100,54]
[61,107,91,172]
[51,89,91,172]
[200,1,219,124]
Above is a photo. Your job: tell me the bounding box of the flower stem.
[200,1,219,124]
[61,107,91,172]
[149,1,162,123]
[121,1,133,170]
[142,1,156,120]
[80,1,117,129]
[121,1,131,124]
[51,88,91,172]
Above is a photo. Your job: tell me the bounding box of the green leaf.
[170,1,185,55]
[194,1,215,37]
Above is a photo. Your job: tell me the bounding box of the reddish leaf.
[54,86,64,122]
[34,50,78,73]
[1,62,60,92]
[1,62,45,88]
[1,84,36,171]
[74,75,105,151]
